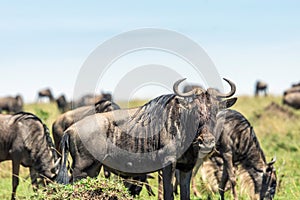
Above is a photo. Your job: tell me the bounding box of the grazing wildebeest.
[192,109,277,200]
[283,85,300,96]
[37,88,54,102]
[291,82,300,88]
[72,92,112,109]
[0,95,23,113]
[183,84,203,93]
[283,92,300,109]
[55,94,70,113]
[282,84,300,109]
[255,81,268,96]
[57,78,237,200]
[52,99,120,153]
[0,112,60,200]
[52,99,153,196]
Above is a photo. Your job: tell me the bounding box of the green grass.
[1,96,300,199]
[32,176,132,200]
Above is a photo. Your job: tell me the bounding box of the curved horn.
[268,156,276,165]
[173,78,198,97]
[207,78,236,98]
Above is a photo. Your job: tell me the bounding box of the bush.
[32,177,133,200]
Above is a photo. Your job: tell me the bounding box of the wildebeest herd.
[0,79,299,200]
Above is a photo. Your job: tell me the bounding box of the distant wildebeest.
[192,109,277,200]
[52,99,120,154]
[283,92,300,109]
[0,95,23,113]
[37,88,54,102]
[291,82,300,88]
[0,112,60,200]
[282,84,300,109]
[55,94,70,113]
[283,86,300,96]
[255,81,268,96]
[72,92,112,109]
[56,78,237,200]
[183,84,203,93]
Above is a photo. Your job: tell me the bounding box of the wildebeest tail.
[55,133,70,184]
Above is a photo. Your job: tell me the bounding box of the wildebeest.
[72,92,112,109]
[52,99,120,153]
[192,109,277,200]
[55,94,70,113]
[56,78,237,200]
[183,84,203,93]
[0,112,60,200]
[37,88,54,102]
[283,92,300,109]
[283,84,300,109]
[0,95,23,113]
[52,99,153,196]
[255,81,268,96]
[291,82,300,88]
[283,85,300,96]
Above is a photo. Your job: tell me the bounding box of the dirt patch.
[264,102,297,119]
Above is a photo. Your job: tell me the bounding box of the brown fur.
[0,95,23,113]
[0,112,59,200]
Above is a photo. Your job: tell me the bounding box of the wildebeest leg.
[158,171,163,200]
[179,170,192,200]
[11,160,20,200]
[145,178,155,196]
[221,153,237,200]
[173,170,179,195]
[218,167,228,200]
[29,168,38,192]
[72,161,101,183]
[162,164,175,200]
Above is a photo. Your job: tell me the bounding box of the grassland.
[0,95,299,199]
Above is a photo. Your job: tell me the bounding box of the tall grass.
[0,96,299,199]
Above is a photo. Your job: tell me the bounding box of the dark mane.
[12,112,42,124]
[130,94,176,124]
[95,99,120,113]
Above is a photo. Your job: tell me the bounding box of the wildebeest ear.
[219,97,237,109]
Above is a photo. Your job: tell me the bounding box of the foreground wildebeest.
[37,88,55,102]
[52,99,153,196]
[72,92,112,109]
[0,95,23,113]
[57,78,237,200]
[55,94,70,113]
[0,112,60,200]
[255,81,268,96]
[192,109,277,200]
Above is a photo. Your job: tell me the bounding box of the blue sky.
[1,0,300,102]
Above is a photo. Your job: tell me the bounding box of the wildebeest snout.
[197,126,215,153]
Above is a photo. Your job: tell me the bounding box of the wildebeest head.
[16,95,23,108]
[173,78,237,156]
[260,157,277,200]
